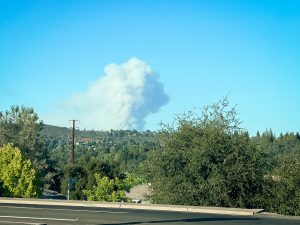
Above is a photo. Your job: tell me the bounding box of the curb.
[0,198,263,216]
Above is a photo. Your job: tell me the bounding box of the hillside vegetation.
[0,100,300,215]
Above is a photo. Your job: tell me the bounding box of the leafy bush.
[0,144,42,197]
[83,174,134,202]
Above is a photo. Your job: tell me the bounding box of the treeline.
[0,100,299,215]
[43,126,159,200]
[0,106,159,201]
[144,99,300,215]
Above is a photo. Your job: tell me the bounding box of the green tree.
[146,98,269,208]
[0,106,54,188]
[0,144,42,197]
[0,106,42,154]
[267,151,300,215]
[83,174,132,202]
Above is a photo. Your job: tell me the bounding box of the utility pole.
[69,119,78,164]
[68,119,78,200]
[71,119,75,164]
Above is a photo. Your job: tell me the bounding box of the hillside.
[40,124,161,181]
[41,124,160,146]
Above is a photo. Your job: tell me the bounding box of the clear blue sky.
[0,0,299,135]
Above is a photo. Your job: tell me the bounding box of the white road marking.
[0,221,45,225]
[0,221,23,224]
[0,205,128,214]
[0,215,78,221]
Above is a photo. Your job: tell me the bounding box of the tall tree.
[146,98,269,208]
[0,106,49,170]
[0,106,42,154]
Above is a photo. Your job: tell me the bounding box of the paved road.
[0,203,299,225]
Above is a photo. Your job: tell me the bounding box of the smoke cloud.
[64,57,169,130]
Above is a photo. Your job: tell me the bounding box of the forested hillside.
[0,101,300,215]
[41,124,160,174]
[39,124,160,200]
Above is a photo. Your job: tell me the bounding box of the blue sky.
[0,0,299,135]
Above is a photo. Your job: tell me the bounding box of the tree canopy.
[0,102,300,215]
[83,173,137,202]
[0,106,42,154]
[0,144,41,197]
[145,98,270,208]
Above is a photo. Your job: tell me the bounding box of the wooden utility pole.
[68,119,78,200]
[69,119,78,164]
[71,119,75,164]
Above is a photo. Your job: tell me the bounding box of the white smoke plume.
[64,57,169,130]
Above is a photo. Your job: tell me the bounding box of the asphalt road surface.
[0,203,299,225]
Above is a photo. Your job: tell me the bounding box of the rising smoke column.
[65,57,169,130]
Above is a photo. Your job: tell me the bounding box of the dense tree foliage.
[258,133,300,216]
[37,127,158,200]
[0,103,299,215]
[145,98,269,208]
[40,126,159,196]
[0,106,42,156]
[269,152,300,215]
[83,174,137,202]
[143,99,300,215]
[0,144,41,197]
[0,106,51,183]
